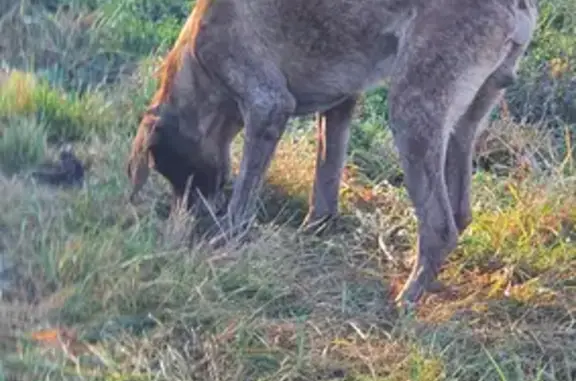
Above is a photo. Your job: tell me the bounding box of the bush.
[91,0,194,55]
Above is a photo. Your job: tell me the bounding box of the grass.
[0,0,575,380]
[0,70,121,142]
[0,116,48,174]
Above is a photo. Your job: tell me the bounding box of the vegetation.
[0,0,574,380]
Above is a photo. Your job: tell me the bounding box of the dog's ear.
[127,115,159,203]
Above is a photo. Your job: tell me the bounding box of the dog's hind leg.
[302,96,357,233]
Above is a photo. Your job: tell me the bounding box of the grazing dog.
[127,0,538,307]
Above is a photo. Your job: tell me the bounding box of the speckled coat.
[127,0,538,307]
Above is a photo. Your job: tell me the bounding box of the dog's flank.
[126,0,538,307]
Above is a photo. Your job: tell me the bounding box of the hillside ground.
[0,0,575,380]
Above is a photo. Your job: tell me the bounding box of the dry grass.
[0,120,575,380]
[1,1,575,380]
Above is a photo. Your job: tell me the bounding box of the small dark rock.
[31,145,85,188]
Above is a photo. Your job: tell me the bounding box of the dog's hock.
[511,7,536,46]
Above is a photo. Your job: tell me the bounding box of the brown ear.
[127,117,157,203]
[127,152,151,203]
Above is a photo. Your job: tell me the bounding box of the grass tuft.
[0,117,48,174]
[0,70,119,141]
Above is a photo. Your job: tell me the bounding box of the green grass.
[0,0,575,380]
[0,71,113,141]
[0,117,48,174]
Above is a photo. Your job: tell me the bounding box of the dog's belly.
[288,53,397,115]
